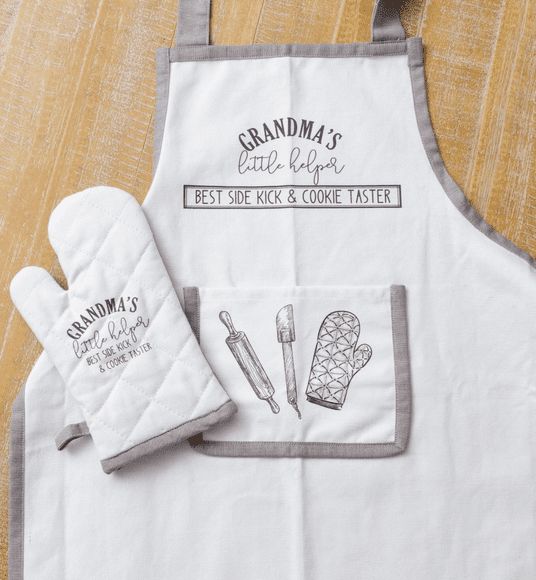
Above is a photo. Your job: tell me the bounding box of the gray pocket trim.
[188,285,411,458]
[406,37,536,270]
[9,386,25,580]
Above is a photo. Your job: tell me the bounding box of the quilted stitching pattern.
[306,311,372,409]
[11,187,232,462]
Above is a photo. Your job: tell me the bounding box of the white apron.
[10,1,536,578]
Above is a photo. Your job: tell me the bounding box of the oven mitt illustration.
[306,311,372,410]
[10,186,237,474]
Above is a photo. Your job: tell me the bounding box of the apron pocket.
[185,285,410,458]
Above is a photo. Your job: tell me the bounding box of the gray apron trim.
[168,39,408,63]
[55,421,90,450]
[176,0,211,47]
[9,386,25,580]
[372,0,406,42]
[183,286,201,343]
[153,48,171,177]
[189,285,411,458]
[100,399,237,474]
[406,37,536,271]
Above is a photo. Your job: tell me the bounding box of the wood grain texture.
[0,0,534,576]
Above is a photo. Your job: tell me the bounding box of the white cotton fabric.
[12,33,536,580]
[197,286,396,444]
[10,187,235,472]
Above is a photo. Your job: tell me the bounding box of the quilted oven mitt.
[306,311,372,410]
[10,186,237,474]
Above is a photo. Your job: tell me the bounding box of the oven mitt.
[10,186,237,474]
[306,311,372,410]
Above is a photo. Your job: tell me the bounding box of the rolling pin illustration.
[276,305,301,419]
[220,311,280,414]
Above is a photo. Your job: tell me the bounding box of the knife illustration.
[220,311,280,414]
[276,305,302,419]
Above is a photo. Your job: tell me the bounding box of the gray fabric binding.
[9,386,25,580]
[372,0,406,42]
[190,285,411,458]
[406,37,536,271]
[52,362,236,473]
[183,286,201,343]
[168,40,408,63]
[55,421,90,450]
[153,48,171,177]
[390,284,411,451]
[101,400,237,474]
[177,0,211,47]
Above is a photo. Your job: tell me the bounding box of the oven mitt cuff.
[10,186,237,474]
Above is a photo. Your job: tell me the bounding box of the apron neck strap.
[177,0,211,46]
[175,0,404,46]
[371,0,406,42]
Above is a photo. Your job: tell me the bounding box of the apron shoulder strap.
[371,0,406,42]
[175,0,404,47]
[177,0,211,46]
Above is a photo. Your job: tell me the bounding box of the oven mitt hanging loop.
[10,186,237,474]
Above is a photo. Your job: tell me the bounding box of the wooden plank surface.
[1,0,535,575]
